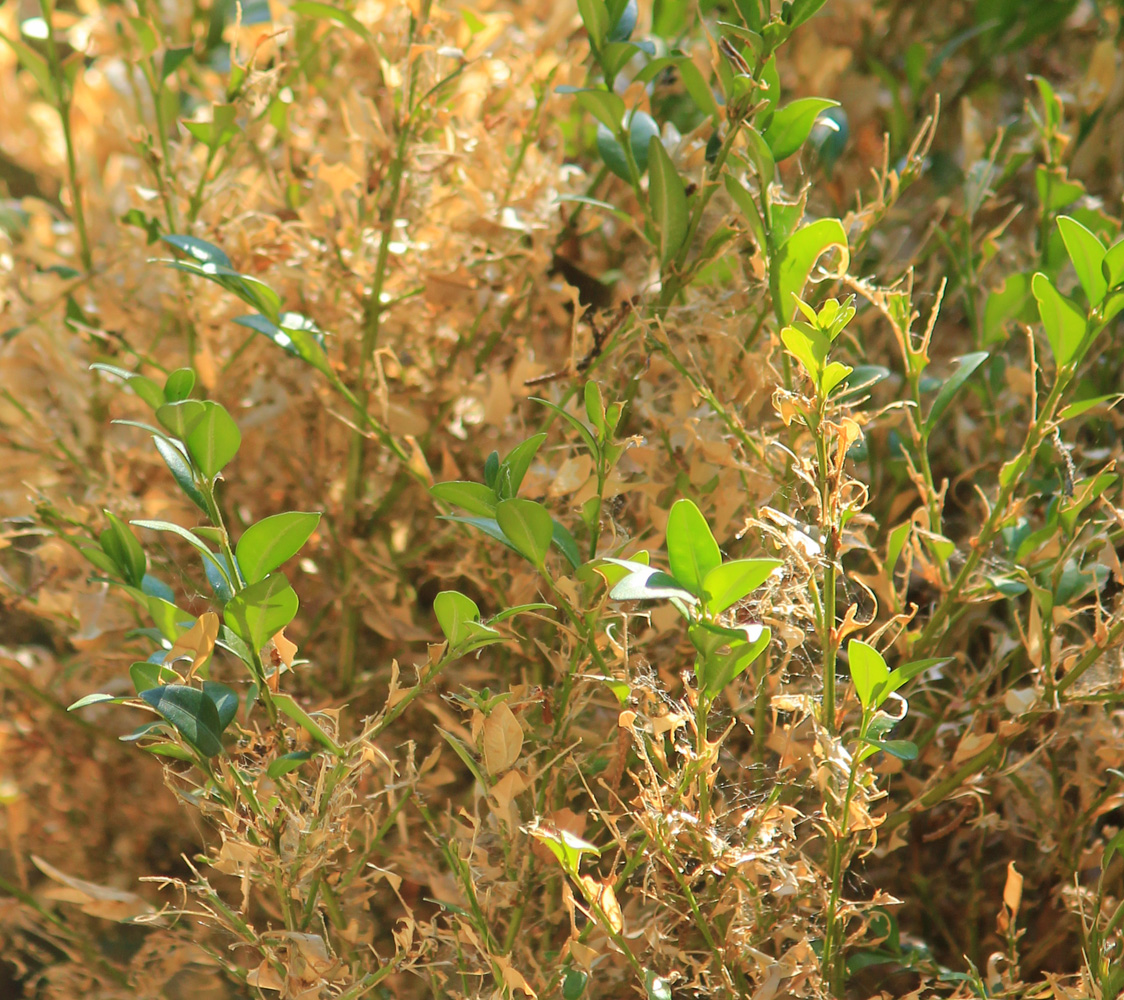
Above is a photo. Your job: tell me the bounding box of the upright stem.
[40,0,92,272]
[337,13,423,691]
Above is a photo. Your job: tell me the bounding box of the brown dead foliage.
[2,1,1124,999]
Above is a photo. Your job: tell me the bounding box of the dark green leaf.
[152,436,209,513]
[100,510,147,587]
[140,684,226,757]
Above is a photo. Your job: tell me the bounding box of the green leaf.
[236,511,320,585]
[874,656,948,706]
[489,602,555,624]
[1035,165,1083,213]
[584,381,605,431]
[163,368,196,402]
[441,515,518,555]
[763,97,838,162]
[434,590,482,648]
[529,824,601,873]
[90,363,165,409]
[151,436,209,513]
[274,693,343,755]
[645,970,673,1000]
[633,56,720,120]
[666,499,721,596]
[848,639,888,710]
[291,0,373,40]
[68,692,132,711]
[885,521,911,580]
[647,136,688,268]
[495,499,554,567]
[129,660,181,694]
[1032,271,1087,366]
[608,563,697,603]
[267,751,314,777]
[552,520,583,570]
[499,433,547,499]
[161,45,193,79]
[184,400,241,478]
[596,124,631,181]
[203,680,239,730]
[575,0,610,48]
[860,738,918,761]
[100,511,147,587]
[131,519,226,586]
[1102,239,1124,289]
[233,312,332,376]
[140,685,226,757]
[702,559,781,615]
[923,351,988,435]
[775,219,849,324]
[156,399,205,439]
[1057,215,1107,306]
[531,398,599,457]
[691,620,772,698]
[573,88,624,131]
[162,233,231,266]
[629,111,660,175]
[982,272,1032,345]
[430,481,498,517]
[1059,394,1122,421]
[223,573,299,652]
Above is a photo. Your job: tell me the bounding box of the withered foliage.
[2,1,1124,999]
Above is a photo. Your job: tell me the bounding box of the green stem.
[337,13,423,692]
[39,0,91,272]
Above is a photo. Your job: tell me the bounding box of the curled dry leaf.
[32,854,157,922]
[483,701,524,774]
[577,874,623,934]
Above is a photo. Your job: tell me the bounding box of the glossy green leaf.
[236,511,320,585]
[666,499,721,597]
[163,368,196,402]
[702,559,781,615]
[1102,239,1124,289]
[763,97,838,162]
[131,519,228,587]
[1057,215,1107,306]
[648,136,688,268]
[184,401,241,478]
[608,563,697,603]
[434,590,482,647]
[223,573,299,652]
[552,520,582,570]
[140,684,226,757]
[151,437,209,514]
[156,399,205,439]
[775,219,849,323]
[848,639,888,710]
[68,692,132,710]
[129,660,181,694]
[1032,271,1086,366]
